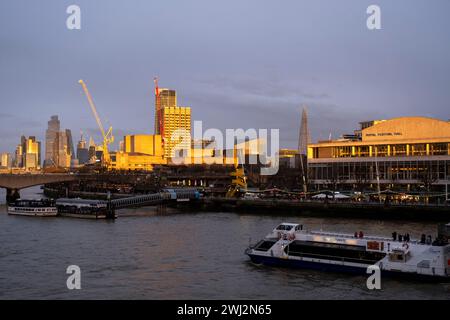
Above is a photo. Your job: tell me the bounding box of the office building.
[12,136,41,170]
[155,88,177,135]
[14,145,23,168]
[76,135,89,165]
[44,115,60,167]
[0,153,12,168]
[163,106,191,160]
[66,129,75,160]
[44,116,74,168]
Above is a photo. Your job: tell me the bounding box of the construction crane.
[78,79,114,169]
[226,145,248,198]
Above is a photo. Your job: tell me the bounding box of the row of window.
[309,160,450,181]
[312,143,449,158]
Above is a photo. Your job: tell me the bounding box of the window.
[411,144,427,156]
[430,143,448,156]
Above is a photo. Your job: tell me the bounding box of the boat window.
[254,240,277,252]
[284,240,386,264]
[276,225,285,230]
[285,225,293,231]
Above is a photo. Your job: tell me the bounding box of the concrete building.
[0,153,12,168]
[163,106,191,160]
[307,117,450,192]
[155,88,177,135]
[110,134,166,171]
[278,149,300,168]
[123,134,164,156]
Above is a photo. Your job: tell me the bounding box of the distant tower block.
[298,107,310,155]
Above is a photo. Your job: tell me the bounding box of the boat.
[246,222,450,281]
[55,198,116,219]
[8,199,58,217]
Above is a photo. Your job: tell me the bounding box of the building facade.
[44,115,60,167]
[0,153,12,169]
[12,136,41,170]
[307,117,450,192]
[155,88,177,135]
[44,116,74,168]
[110,134,166,171]
[76,135,89,164]
[163,106,191,160]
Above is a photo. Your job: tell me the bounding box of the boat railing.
[308,230,391,241]
[307,230,423,245]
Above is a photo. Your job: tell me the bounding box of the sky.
[1,0,450,154]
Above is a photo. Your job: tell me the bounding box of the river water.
[0,186,449,300]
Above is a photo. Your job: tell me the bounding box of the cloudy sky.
[1,0,449,154]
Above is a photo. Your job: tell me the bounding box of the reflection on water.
[0,186,449,299]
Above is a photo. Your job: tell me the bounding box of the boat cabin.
[273,223,303,232]
[266,223,304,240]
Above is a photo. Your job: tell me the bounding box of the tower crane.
[78,79,114,169]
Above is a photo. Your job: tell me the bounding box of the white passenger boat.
[8,199,58,217]
[246,222,450,281]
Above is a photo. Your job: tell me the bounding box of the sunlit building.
[155,88,177,135]
[43,115,73,168]
[163,106,191,160]
[13,136,41,170]
[110,134,166,171]
[14,145,23,168]
[0,153,12,169]
[307,117,450,192]
[44,115,60,167]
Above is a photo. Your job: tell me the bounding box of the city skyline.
[1,0,450,154]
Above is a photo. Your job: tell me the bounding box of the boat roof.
[279,222,299,227]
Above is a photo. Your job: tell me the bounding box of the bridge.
[110,188,200,209]
[0,173,96,203]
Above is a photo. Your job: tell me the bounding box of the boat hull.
[7,207,58,217]
[59,212,116,219]
[247,253,450,282]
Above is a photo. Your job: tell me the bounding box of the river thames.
[0,187,449,299]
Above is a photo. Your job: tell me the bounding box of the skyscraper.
[14,144,23,167]
[298,107,310,155]
[13,136,41,170]
[155,88,177,135]
[44,115,60,167]
[44,115,73,168]
[0,153,12,168]
[163,106,191,159]
[66,129,75,160]
[56,131,71,167]
[76,134,89,164]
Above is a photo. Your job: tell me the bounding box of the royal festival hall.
[307,117,450,196]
